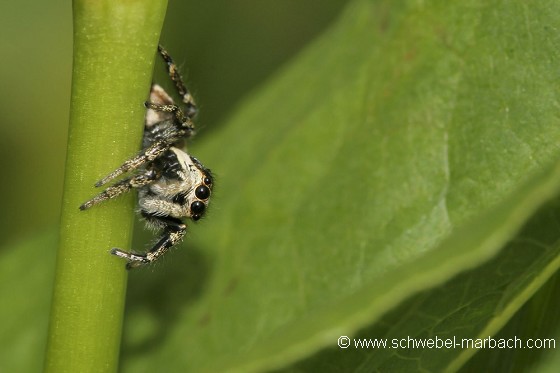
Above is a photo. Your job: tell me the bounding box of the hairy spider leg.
[94,135,182,188]
[144,101,195,133]
[80,170,158,210]
[111,216,186,269]
[157,44,197,118]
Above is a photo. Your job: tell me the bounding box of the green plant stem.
[45,1,168,372]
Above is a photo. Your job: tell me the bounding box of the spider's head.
[187,157,213,221]
[165,148,213,221]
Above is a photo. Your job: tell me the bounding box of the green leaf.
[534,312,560,373]
[461,270,560,372]
[120,0,560,371]
[286,198,560,372]
[1,0,560,372]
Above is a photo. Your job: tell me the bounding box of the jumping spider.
[80,45,213,269]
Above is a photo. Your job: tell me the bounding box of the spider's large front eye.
[190,201,205,216]
[195,185,210,200]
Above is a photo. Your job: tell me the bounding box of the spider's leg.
[144,101,195,134]
[157,44,197,118]
[111,216,186,269]
[80,170,157,210]
[94,140,171,187]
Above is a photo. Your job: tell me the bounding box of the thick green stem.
[45,1,168,372]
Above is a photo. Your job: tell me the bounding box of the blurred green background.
[0,0,349,248]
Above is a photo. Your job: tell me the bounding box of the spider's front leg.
[80,170,157,210]
[94,139,175,187]
[111,216,186,269]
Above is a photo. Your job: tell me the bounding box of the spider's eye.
[203,176,212,186]
[190,201,205,216]
[195,185,211,200]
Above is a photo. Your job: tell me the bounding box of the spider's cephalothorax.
[80,45,213,269]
